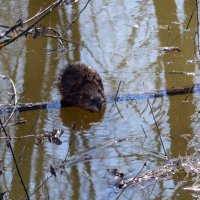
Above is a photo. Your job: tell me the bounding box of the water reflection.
[0,0,199,199]
[60,107,105,131]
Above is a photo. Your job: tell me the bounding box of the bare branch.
[64,0,91,34]
[0,75,19,127]
[0,0,63,48]
[0,119,29,199]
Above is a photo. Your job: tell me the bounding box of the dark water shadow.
[60,106,105,131]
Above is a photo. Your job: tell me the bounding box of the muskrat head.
[58,63,105,112]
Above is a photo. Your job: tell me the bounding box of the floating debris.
[160,46,181,53]
[107,168,125,178]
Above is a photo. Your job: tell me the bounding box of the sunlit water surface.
[0,0,200,199]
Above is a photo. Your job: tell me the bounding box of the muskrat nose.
[91,96,105,112]
[96,97,103,111]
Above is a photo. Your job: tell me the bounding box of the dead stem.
[186,2,196,30]
[147,99,167,157]
[64,0,91,34]
[141,124,147,138]
[0,120,29,199]
[116,162,147,200]
[195,0,200,55]
[28,135,140,198]
[114,80,123,118]
[0,75,19,127]
[0,0,63,48]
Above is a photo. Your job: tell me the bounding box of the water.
[0,0,199,199]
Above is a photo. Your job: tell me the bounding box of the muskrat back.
[58,63,106,112]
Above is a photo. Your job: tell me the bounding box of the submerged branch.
[0,84,199,114]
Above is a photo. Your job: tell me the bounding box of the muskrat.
[58,63,106,112]
[1,63,200,113]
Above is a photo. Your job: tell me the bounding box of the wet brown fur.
[58,63,105,112]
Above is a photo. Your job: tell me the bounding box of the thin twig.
[149,180,158,197]
[114,81,123,118]
[186,2,196,30]
[28,138,71,198]
[0,75,18,105]
[27,175,52,199]
[29,135,139,198]
[116,162,147,200]
[196,0,200,55]
[0,75,19,127]
[141,124,147,138]
[64,139,71,161]
[114,81,122,101]
[0,133,60,140]
[64,0,91,34]
[0,0,63,48]
[0,119,29,199]
[147,99,167,157]
[8,142,28,194]
[115,102,124,118]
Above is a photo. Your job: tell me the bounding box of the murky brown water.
[0,0,200,199]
